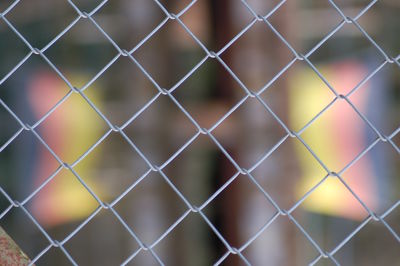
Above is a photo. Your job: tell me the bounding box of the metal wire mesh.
[0,0,399,265]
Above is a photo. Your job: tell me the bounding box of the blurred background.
[0,0,399,265]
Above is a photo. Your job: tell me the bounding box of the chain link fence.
[0,0,399,265]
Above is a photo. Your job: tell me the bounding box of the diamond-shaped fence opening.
[0,0,399,265]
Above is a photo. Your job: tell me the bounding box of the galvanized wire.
[0,0,399,265]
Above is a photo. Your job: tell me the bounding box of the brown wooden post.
[211,1,240,265]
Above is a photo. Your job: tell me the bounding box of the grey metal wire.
[0,0,398,265]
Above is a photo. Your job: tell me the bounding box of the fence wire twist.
[0,0,399,265]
